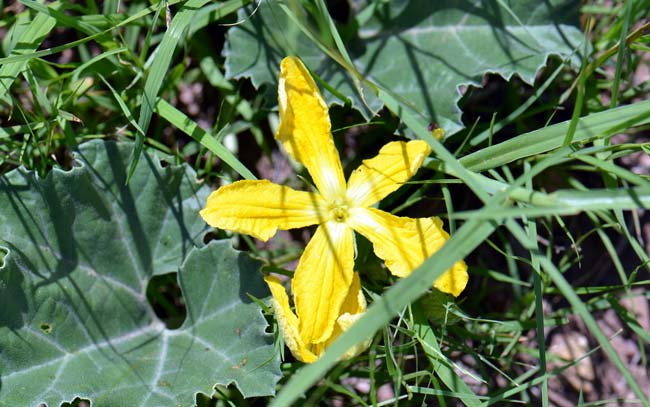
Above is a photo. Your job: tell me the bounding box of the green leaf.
[415,290,461,324]
[224,0,584,134]
[0,140,280,405]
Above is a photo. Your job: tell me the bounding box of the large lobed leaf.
[224,0,584,134]
[0,140,280,406]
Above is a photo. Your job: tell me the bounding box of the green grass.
[1,0,649,406]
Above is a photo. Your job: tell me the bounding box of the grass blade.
[460,100,650,172]
[506,219,649,405]
[0,2,58,105]
[128,0,247,183]
[155,99,256,180]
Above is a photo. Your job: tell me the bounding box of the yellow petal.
[328,272,371,360]
[200,180,325,241]
[348,208,468,297]
[434,258,469,297]
[336,312,372,360]
[265,275,318,363]
[292,222,355,344]
[276,56,346,199]
[338,271,366,316]
[346,140,431,207]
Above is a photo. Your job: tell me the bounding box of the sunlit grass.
[1,1,649,406]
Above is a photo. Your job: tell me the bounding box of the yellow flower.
[200,56,468,362]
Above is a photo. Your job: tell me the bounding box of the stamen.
[328,198,349,223]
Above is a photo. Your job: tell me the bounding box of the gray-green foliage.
[0,140,280,406]
[224,0,584,134]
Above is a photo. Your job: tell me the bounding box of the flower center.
[328,199,349,223]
